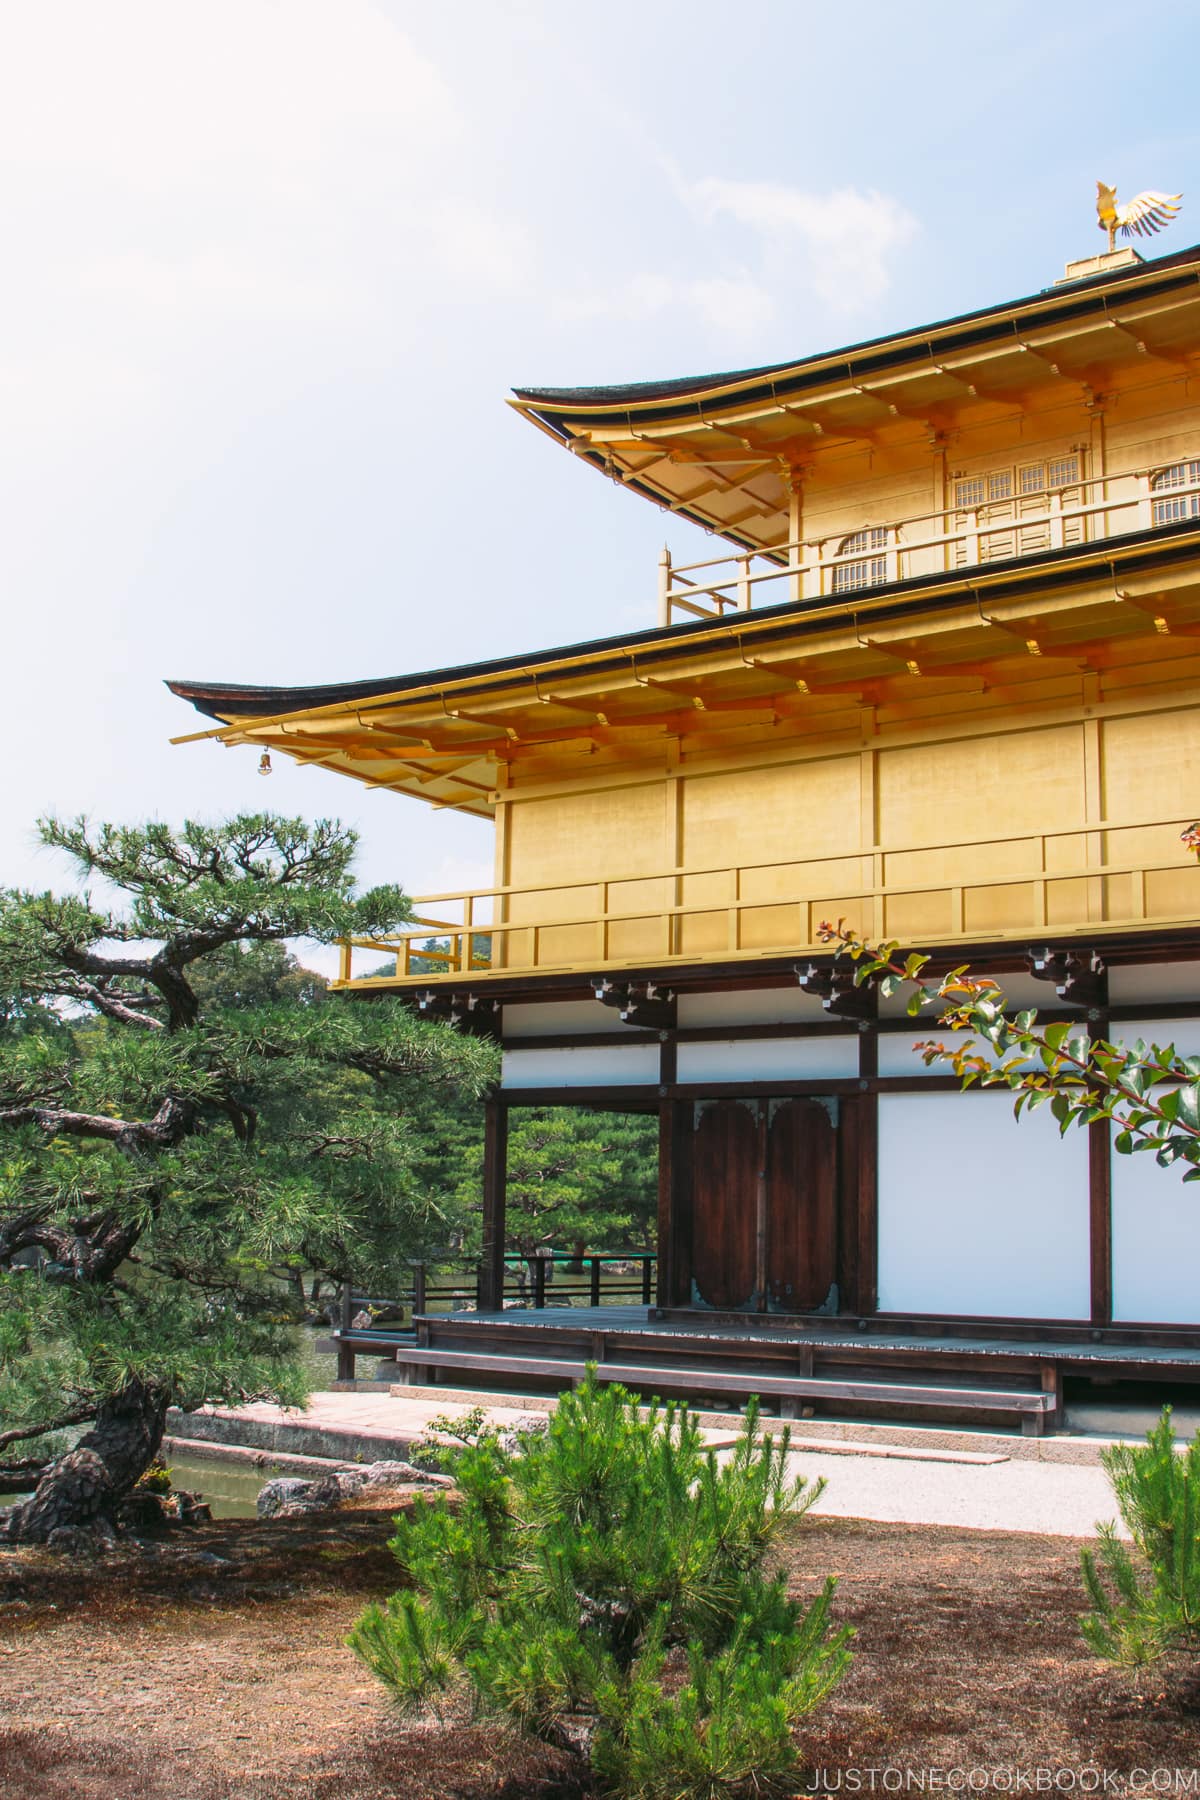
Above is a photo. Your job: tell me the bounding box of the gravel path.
[788,1443,1121,1537]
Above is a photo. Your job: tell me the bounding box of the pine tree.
[0,814,495,1542]
[1080,1408,1200,1665]
[349,1373,851,1797]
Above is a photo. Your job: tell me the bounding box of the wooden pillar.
[1089,1017,1112,1327]
[336,1279,355,1382]
[855,1093,879,1315]
[493,765,511,971]
[411,1260,427,1319]
[839,1026,879,1316]
[656,1098,692,1308]
[787,473,804,601]
[754,1101,769,1312]
[930,431,948,571]
[480,1097,508,1312]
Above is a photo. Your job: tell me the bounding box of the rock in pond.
[255,1461,452,1519]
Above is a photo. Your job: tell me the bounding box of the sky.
[2,0,1198,973]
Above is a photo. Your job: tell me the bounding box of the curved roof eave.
[168,515,1200,728]
[511,240,1200,427]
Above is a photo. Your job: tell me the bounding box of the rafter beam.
[277,727,496,762]
[1108,590,1182,635]
[1013,340,1099,395]
[848,382,954,436]
[1101,316,1198,373]
[778,401,883,444]
[931,363,1040,411]
[646,442,781,471]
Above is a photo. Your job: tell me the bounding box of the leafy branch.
[817,920,1200,1179]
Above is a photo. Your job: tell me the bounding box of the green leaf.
[1177,1085,1200,1133]
[1049,1093,1076,1134]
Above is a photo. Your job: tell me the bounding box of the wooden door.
[766,1099,837,1311]
[691,1100,758,1309]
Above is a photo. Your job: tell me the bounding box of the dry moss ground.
[1,1502,1197,1798]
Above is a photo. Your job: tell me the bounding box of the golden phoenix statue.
[1096,182,1183,253]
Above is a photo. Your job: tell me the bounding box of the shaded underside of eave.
[512,242,1200,426]
[168,518,1200,730]
[511,245,1200,557]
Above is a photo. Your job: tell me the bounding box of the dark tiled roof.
[513,241,1200,413]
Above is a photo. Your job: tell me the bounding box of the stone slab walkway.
[167,1387,1136,1537]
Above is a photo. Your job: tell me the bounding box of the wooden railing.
[656,464,1199,626]
[337,1255,657,1329]
[332,1254,657,1377]
[335,813,1200,987]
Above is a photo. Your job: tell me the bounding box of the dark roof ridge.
[168,516,1200,724]
[512,240,1200,412]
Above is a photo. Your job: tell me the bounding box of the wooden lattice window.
[832,527,888,593]
[955,455,1080,510]
[1151,461,1200,526]
[951,452,1085,568]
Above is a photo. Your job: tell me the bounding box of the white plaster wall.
[877,971,1050,1018]
[1108,961,1200,1004]
[878,1028,974,1078]
[502,1001,628,1038]
[500,1044,660,1089]
[877,1092,1091,1318]
[676,1035,859,1085]
[1115,1018,1200,1059]
[1112,1122,1200,1324]
[676,989,831,1028]
[877,1026,1062,1079]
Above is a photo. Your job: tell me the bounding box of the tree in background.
[0,815,495,1543]
[452,1107,657,1292]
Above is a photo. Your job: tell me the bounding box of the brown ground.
[1,1502,1197,1799]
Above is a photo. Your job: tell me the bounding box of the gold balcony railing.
[657,464,1199,627]
[334,813,1200,989]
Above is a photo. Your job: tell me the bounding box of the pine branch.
[48,974,164,1031]
[0,1093,195,1153]
[0,1403,96,1453]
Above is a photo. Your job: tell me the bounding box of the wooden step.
[393,1347,1056,1435]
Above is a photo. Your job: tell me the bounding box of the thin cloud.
[688,177,919,313]
[549,172,917,340]
[552,270,773,338]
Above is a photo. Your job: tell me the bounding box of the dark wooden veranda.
[332,1269,1200,1438]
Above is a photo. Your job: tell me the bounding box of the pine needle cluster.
[1081,1408,1200,1666]
[348,1373,852,1798]
[0,813,495,1538]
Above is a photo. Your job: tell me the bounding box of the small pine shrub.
[1080,1407,1200,1666]
[348,1372,851,1798]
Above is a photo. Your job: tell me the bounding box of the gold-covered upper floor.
[511,241,1200,560]
[169,245,1200,986]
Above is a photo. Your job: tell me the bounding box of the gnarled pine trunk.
[3,1378,169,1544]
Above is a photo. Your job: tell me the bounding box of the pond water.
[164,1450,292,1520]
